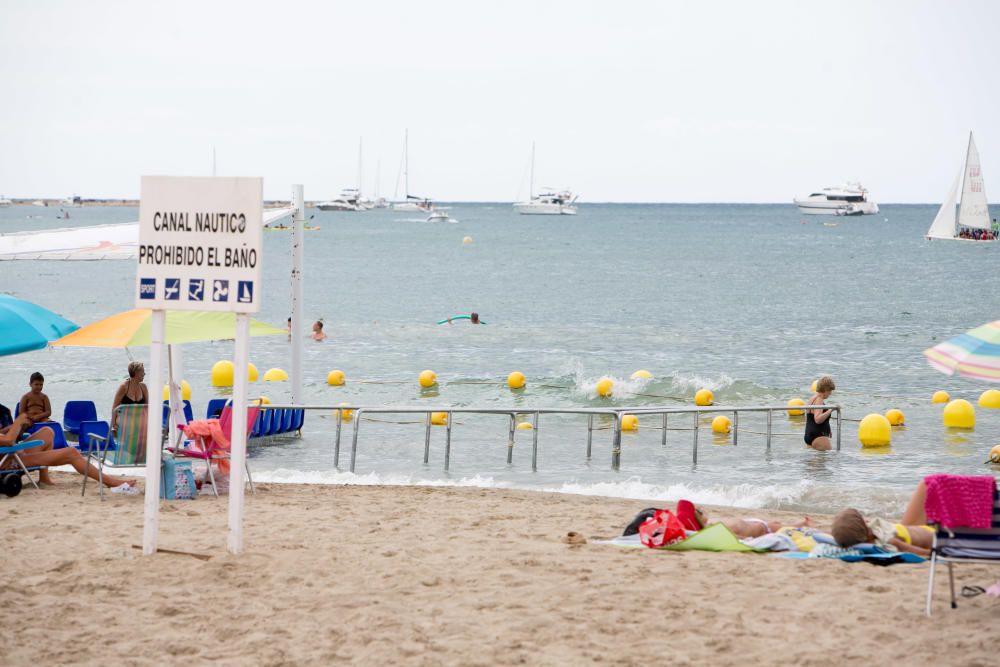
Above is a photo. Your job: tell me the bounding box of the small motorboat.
[426,210,451,222]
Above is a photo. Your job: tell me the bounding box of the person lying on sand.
[623,500,812,539]
[830,478,954,557]
[1,414,136,490]
[676,500,813,538]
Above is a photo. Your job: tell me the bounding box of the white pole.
[291,185,304,405]
[142,309,166,555]
[227,312,251,554]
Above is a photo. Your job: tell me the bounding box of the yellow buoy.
[162,380,192,401]
[694,389,714,406]
[327,369,346,386]
[507,371,526,390]
[431,411,448,426]
[419,370,437,388]
[263,368,289,382]
[596,377,614,397]
[943,399,975,429]
[885,408,905,426]
[630,369,652,380]
[711,415,731,433]
[462,236,473,245]
[931,390,950,404]
[786,398,806,416]
[810,380,818,393]
[516,421,533,430]
[257,395,271,405]
[338,403,352,421]
[989,444,1000,463]
[979,389,1000,408]
[211,360,235,387]
[621,414,638,431]
[858,413,892,447]
[248,363,259,382]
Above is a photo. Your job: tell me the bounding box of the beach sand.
[2,474,997,666]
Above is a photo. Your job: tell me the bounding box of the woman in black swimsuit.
[805,376,836,451]
[111,361,148,430]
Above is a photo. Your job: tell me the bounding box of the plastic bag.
[638,509,686,548]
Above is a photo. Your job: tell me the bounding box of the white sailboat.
[317,138,372,212]
[512,143,577,215]
[392,129,433,212]
[926,132,995,242]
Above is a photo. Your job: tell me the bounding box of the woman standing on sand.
[805,376,836,451]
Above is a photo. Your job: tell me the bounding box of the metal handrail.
[257,402,842,472]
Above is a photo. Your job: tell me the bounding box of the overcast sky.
[2,0,999,202]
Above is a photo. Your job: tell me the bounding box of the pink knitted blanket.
[923,474,997,529]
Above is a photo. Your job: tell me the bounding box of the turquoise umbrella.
[0,294,79,356]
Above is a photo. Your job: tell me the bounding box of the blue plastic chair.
[78,420,111,455]
[206,398,228,419]
[162,400,194,427]
[0,439,44,494]
[26,421,68,449]
[63,400,98,435]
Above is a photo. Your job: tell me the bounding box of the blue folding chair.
[162,400,194,427]
[63,400,98,436]
[206,398,228,419]
[0,439,44,495]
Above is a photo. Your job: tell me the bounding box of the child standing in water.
[805,376,836,451]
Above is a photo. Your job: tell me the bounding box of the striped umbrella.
[924,320,1000,382]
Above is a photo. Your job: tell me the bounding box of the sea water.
[2,202,998,517]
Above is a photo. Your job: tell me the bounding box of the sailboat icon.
[237,281,253,303]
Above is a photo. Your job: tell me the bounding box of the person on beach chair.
[1,413,136,490]
[831,475,998,557]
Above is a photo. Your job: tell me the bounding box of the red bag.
[638,509,687,548]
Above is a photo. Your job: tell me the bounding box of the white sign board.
[136,176,262,313]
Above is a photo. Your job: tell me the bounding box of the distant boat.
[794,183,878,216]
[512,143,577,215]
[0,196,11,208]
[31,200,46,207]
[392,129,434,212]
[60,195,83,208]
[317,139,371,212]
[426,210,453,222]
[926,132,995,242]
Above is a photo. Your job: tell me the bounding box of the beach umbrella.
[924,320,1000,382]
[49,309,285,348]
[0,294,79,357]
[51,309,286,445]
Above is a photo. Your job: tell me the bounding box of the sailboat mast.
[529,142,535,200]
[375,160,381,200]
[404,128,410,198]
[358,137,364,197]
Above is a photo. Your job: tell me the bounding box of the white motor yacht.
[60,195,83,208]
[794,183,878,216]
[0,196,12,208]
[317,188,369,212]
[512,143,578,215]
[513,189,578,215]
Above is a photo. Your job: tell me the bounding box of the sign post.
[136,175,263,555]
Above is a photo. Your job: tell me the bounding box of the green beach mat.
[662,523,764,553]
